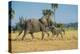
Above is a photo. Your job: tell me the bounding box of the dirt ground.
[9,30,78,53]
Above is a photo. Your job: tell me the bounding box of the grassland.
[9,30,78,53]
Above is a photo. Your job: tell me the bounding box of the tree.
[42,9,53,18]
[51,4,58,24]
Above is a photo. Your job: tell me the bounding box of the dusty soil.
[9,30,78,53]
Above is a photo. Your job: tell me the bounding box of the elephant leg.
[52,31,54,37]
[22,30,27,40]
[18,29,23,36]
[46,32,49,38]
[60,32,63,39]
[41,31,45,40]
[51,30,55,37]
[30,32,34,40]
[45,30,49,37]
[15,29,23,40]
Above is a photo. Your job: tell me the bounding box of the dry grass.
[9,30,78,53]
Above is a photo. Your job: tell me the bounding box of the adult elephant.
[17,18,49,40]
